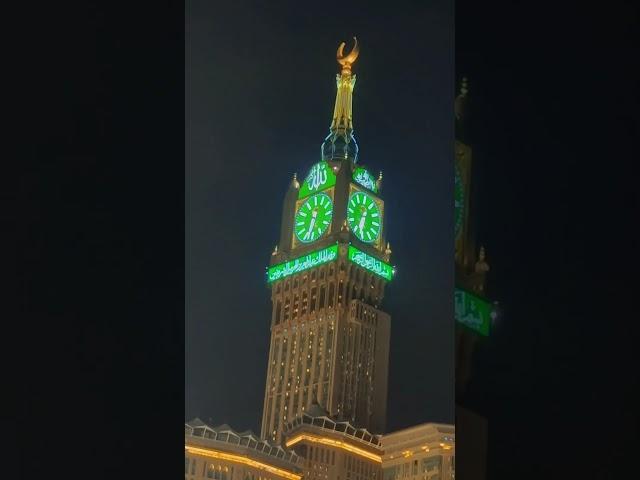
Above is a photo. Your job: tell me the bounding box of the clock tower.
[261,38,395,444]
[454,77,493,389]
[454,77,492,480]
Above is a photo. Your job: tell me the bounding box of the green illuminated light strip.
[267,245,338,283]
[352,167,378,193]
[455,287,491,336]
[347,245,394,281]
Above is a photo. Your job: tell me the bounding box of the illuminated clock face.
[294,193,334,243]
[347,191,381,243]
[455,164,464,237]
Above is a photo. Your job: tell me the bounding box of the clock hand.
[358,210,367,232]
[307,210,318,237]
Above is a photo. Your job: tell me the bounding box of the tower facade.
[261,39,395,444]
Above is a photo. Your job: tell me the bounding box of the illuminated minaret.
[261,38,394,444]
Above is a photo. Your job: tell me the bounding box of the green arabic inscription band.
[454,287,492,336]
[347,245,394,281]
[267,244,395,283]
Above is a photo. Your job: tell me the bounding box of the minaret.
[261,39,394,444]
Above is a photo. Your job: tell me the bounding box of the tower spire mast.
[322,37,360,162]
[331,37,359,132]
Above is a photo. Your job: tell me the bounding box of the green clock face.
[455,163,464,237]
[347,191,381,243]
[294,193,334,243]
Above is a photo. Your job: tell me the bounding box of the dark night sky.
[18,0,637,478]
[186,0,454,432]
[455,1,638,478]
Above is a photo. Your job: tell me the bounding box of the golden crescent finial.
[337,37,359,72]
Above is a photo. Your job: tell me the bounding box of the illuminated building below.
[185,419,302,480]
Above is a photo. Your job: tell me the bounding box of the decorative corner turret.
[474,246,489,274]
[384,242,392,262]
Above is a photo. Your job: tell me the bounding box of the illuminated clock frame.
[294,192,334,244]
[347,190,382,244]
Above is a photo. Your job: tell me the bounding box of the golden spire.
[331,37,359,132]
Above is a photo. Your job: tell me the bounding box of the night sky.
[455,1,638,478]
[186,0,455,432]
[18,1,637,478]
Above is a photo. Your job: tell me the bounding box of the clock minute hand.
[307,210,318,236]
[358,210,367,232]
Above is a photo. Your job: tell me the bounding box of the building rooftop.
[185,418,301,467]
[284,401,382,447]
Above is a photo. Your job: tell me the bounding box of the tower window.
[275,300,282,325]
[292,294,299,319]
[328,283,335,308]
[302,291,308,315]
[284,298,290,322]
[310,287,317,312]
[319,286,326,309]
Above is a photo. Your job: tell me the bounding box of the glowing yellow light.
[402,450,413,458]
[185,445,301,480]
[285,434,382,463]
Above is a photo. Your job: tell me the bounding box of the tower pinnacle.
[322,37,360,162]
[331,37,358,132]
